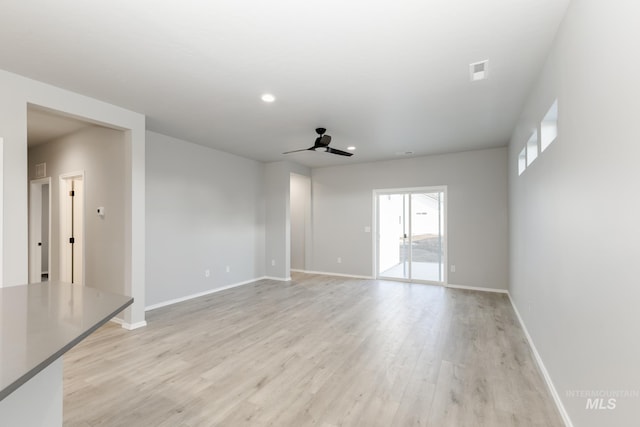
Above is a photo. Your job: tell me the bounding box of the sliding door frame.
[373,186,448,286]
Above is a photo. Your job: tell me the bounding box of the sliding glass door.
[376,188,446,284]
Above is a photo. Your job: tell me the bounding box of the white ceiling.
[27,106,95,147]
[1,0,570,167]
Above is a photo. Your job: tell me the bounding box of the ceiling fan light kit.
[283,128,354,157]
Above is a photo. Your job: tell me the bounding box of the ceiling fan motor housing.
[316,135,332,147]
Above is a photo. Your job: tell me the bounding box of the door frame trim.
[372,186,448,285]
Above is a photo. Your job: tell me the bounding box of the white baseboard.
[263,276,291,282]
[109,318,147,330]
[507,293,573,427]
[446,283,508,293]
[293,269,373,280]
[145,277,266,312]
[123,321,147,330]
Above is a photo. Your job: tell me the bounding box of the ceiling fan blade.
[282,147,314,154]
[326,147,353,157]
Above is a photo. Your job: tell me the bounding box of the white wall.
[28,126,126,298]
[508,1,640,425]
[145,131,266,307]
[311,147,508,289]
[0,69,145,327]
[290,173,310,270]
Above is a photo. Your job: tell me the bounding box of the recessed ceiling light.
[347,146,356,151]
[261,93,276,103]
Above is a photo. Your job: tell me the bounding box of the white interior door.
[60,173,84,284]
[29,178,51,283]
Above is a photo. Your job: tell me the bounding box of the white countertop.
[0,281,133,401]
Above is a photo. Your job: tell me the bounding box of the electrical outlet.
[450,265,456,273]
[271,259,276,266]
[337,257,342,264]
[205,269,210,278]
[226,265,230,273]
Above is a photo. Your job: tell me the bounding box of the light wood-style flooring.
[63,273,563,426]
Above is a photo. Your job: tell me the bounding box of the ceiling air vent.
[470,60,489,82]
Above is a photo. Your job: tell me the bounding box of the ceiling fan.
[283,128,353,157]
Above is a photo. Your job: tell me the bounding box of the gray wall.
[145,131,266,307]
[28,126,126,297]
[508,1,640,425]
[311,147,508,289]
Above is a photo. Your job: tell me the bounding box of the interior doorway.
[59,172,85,284]
[29,179,52,282]
[376,187,446,284]
[290,173,312,272]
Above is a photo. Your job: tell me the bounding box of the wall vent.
[470,60,489,81]
[35,162,46,178]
